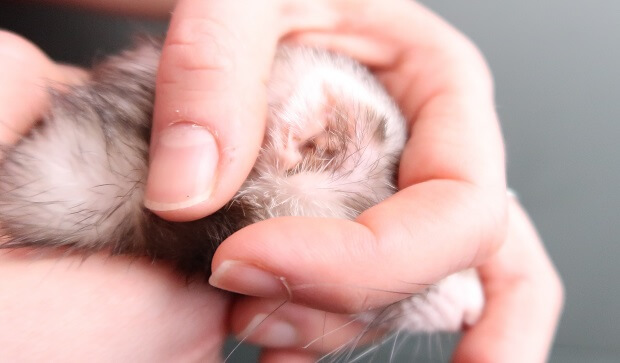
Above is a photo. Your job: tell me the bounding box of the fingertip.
[144,122,219,219]
[259,349,317,363]
[0,30,50,66]
[229,297,370,355]
[144,118,263,220]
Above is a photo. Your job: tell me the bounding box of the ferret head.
[237,47,407,221]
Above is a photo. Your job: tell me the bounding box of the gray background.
[1,0,619,361]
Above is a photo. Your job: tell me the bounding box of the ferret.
[0,39,483,358]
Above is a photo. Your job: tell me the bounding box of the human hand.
[225,197,563,363]
[22,0,563,361]
[140,0,562,361]
[147,0,506,300]
[0,31,230,362]
[145,0,504,314]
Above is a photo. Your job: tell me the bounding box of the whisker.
[302,317,361,349]
[290,281,431,296]
[389,330,401,363]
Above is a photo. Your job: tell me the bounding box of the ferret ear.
[321,84,389,144]
[273,83,389,171]
[320,84,354,140]
[273,85,352,171]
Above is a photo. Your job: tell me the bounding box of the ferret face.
[236,47,407,221]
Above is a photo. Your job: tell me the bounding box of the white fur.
[393,269,483,332]
[238,47,407,219]
[0,104,148,249]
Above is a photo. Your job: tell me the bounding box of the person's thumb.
[145,0,280,221]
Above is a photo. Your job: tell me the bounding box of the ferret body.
[0,39,483,350]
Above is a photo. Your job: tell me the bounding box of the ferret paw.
[378,269,484,333]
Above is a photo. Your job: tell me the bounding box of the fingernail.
[209,260,289,298]
[239,314,299,347]
[145,122,218,211]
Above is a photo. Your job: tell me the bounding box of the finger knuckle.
[0,30,44,63]
[471,350,502,363]
[476,187,510,260]
[453,38,494,91]
[549,268,566,312]
[163,17,236,75]
[0,30,26,49]
[450,183,509,265]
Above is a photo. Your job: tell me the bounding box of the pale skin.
[0,0,563,362]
